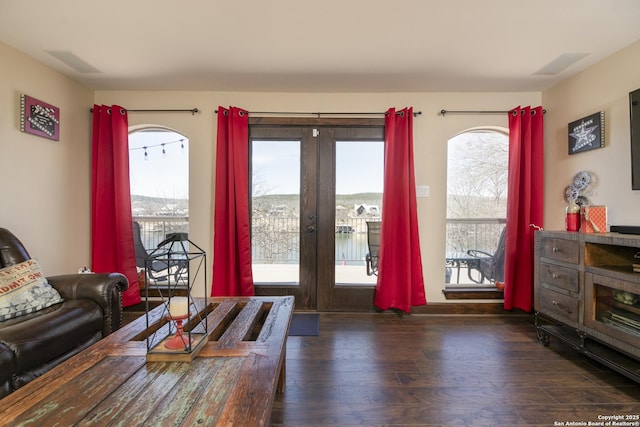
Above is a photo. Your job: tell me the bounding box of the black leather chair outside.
[466,226,506,284]
[365,221,381,276]
[133,221,189,285]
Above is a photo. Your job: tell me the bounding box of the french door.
[250,118,384,311]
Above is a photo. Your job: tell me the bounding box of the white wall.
[95,91,540,301]
[542,39,640,230]
[0,38,551,303]
[5,38,639,306]
[0,42,93,275]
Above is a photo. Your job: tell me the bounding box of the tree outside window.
[446,129,508,284]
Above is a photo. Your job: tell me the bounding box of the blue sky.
[252,140,384,195]
[129,130,189,198]
[128,133,383,198]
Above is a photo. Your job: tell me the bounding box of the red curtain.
[374,107,427,313]
[504,106,544,311]
[211,106,254,296]
[91,105,140,307]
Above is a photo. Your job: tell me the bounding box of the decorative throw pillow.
[0,259,64,321]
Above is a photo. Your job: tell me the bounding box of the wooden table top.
[0,296,294,427]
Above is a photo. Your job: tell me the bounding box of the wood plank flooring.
[270,313,640,426]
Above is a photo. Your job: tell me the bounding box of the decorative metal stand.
[534,312,550,346]
[144,234,208,362]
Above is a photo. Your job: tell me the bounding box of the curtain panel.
[91,105,140,307]
[211,106,254,296]
[374,107,427,313]
[504,106,544,312]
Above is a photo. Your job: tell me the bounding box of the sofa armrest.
[46,273,129,337]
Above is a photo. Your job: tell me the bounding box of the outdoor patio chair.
[466,226,506,284]
[365,221,381,276]
[133,221,189,284]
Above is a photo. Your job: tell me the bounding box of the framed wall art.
[20,94,60,141]
[568,111,604,155]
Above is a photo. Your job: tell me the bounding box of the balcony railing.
[446,218,506,285]
[446,218,506,258]
[133,215,505,279]
[251,217,375,265]
[134,216,189,251]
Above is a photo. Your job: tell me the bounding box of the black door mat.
[289,313,320,336]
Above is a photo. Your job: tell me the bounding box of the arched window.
[128,127,189,249]
[445,128,508,288]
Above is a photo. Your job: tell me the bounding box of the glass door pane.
[334,140,383,286]
[251,140,301,284]
[250,122,384,311]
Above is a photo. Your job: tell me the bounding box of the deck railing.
[133,216,189,250]
[251,217,376,265]
[446,218,506,258]
[250,216,506,265]
[133,215,505,267]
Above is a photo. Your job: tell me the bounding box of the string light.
[130,137,187,160]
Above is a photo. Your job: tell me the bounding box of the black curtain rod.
[89,107,199,115]
[439,109,545,116]
[214,110,422,117]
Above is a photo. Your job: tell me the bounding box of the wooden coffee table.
[0,296,294,426]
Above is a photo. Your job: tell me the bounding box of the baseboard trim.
[411,302,514,315]
[442,287,504,300]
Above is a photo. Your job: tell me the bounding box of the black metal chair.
[133,221,188,284]
[466,226,506,284]
[365,221,381,276]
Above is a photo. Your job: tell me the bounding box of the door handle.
[306,225,316,233]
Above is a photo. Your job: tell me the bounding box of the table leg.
[277,349,286,394]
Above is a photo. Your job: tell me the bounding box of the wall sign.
[20,94,60,141]
[568,111,604,155]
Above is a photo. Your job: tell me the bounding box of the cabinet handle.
[552,300,558,306]
[552,273,559,279]
[552,247,559,252]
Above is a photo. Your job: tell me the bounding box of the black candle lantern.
[144,234,208,362]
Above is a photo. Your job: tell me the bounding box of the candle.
[169,297,188,317]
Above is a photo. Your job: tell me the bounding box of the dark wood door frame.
[316,126,384,311]
[250,118,385,312]
[249,125,317,310]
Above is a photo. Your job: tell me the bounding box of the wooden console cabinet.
[534,230,640,382]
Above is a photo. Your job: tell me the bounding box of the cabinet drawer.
[539,262,579,293]
[539,287,579,323]
[541,237,579,264]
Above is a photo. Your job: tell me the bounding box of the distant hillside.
[252,193,382,219]
[335,192,382,208]
[130,192,383,217]
[254,193,382,206]
[131,194,188,216]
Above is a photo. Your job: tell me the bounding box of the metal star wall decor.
[568,111,605,155]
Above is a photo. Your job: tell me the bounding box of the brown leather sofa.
[0,228,129,398]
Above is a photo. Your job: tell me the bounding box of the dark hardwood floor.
[270,313,640,426]
[121,307,640,426]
